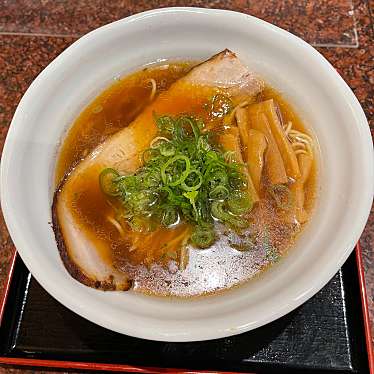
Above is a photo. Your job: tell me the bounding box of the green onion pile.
[99,114,253,249]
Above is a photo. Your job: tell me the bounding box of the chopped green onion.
[162,207,179,227]
[128,216,155,233]
[154,114,175,135]
[183,190,199,217]
[191,225,215,248]
[205,150,219,163]
[118,175,138,193]
[99,168,120,196]
[209,185,229,200]
[141,169,161,188]
[211,200,249,229]
[161,155,190,186]
[228,216,249,229]
[150,136,170,148]
[159,142,175,157]
[175,116,200,140]
[142,148,160,164]
[228,168,247,190]
[206,167,228,189]
[127,190,158,213]
[197,136,211,153]
[211,200,230,222]
[227,191,253,215]
[181,169,203,191]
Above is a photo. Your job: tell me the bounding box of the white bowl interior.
[1,8,373,341]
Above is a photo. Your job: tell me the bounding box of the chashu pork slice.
[53,49,264,290]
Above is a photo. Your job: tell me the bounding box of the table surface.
[0,1,373,372]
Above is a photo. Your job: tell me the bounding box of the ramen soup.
[53,50,317,297]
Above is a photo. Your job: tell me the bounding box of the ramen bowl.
[1,7,373,341]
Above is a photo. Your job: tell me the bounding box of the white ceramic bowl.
[1,8,373,342]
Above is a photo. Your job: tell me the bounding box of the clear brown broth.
[55,62,317,297]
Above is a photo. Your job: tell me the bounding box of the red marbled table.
[0,1,373,372]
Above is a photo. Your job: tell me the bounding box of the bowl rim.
[1,7,373,341]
